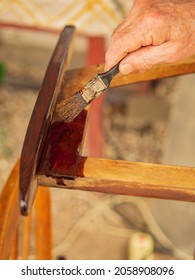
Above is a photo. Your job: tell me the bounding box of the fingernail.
[120,64,133,75]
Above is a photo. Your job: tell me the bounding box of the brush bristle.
[56,92,88,123]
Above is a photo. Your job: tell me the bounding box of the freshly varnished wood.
[38,111,87,179]
[2,26,194,263]
[37,56,195,203]
[19,26,76,215]
[19,25,195,218]
[38,157,195,202]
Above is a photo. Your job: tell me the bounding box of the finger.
[105,27,142,71]
[104,9,145,71]
[113,4,139,34]
[105,13,167,71]
[111,0,144,35]
[119,42,179,74]
[105,4,169,71]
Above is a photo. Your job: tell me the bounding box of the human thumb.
[120,42,178,74]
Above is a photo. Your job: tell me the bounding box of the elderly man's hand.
[105,0,195,74]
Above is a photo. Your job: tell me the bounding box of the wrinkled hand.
[105,0,195,74]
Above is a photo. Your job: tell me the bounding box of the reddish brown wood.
[0,21,60,34]
[19,26,76,215]
[38,157,195,203]
[38,110,87,179]
[19,24,195,216]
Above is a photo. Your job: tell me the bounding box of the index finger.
[105,26,142,71]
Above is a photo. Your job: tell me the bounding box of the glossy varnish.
[38,110,87,179]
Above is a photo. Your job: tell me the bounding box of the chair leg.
[34,187,52,260]
[0,160,20,260]
[10,228,19,260]
[21,214,32,260]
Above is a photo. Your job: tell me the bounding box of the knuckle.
[111,32,128,54]
[140,9,167,46]
[111,26,121,40]
[143,8,166,27]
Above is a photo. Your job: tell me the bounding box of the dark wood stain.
[38,110,87,179]
[19,26,76,214]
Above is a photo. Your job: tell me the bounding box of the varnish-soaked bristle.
[56,92,87,123]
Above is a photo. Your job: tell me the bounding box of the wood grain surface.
[61,56,195,91]
[38,156,195,202]
[19,26,76,215]
[0,160,20,259]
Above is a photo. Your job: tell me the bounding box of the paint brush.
[56,62,120,123]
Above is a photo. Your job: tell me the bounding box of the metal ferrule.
[81,75,107,103]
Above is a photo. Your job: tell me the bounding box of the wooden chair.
[0,25,195,259]
[0,161,52,260]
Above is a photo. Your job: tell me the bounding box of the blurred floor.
[0,30,194,260]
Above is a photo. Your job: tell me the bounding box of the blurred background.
[0,0,195,260]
